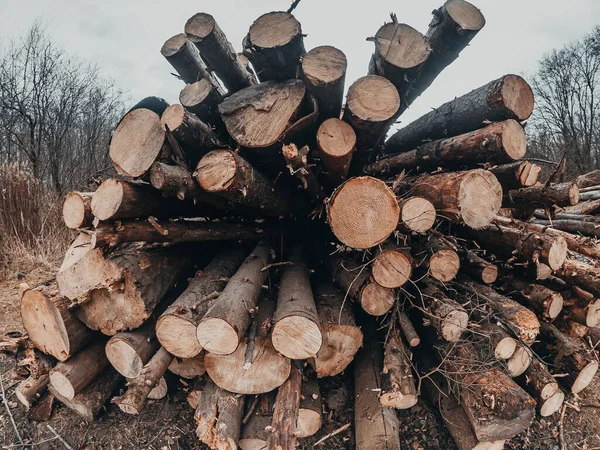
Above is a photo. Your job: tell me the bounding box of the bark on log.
[195,150,291,217]
[480,322,517,360]
[518,357,563,417]
[242,12,305,82]
[532,219,600,239]
[385,74,534,153]
[168,354,206,379]
[297,375,322,438]
[413,235,460,282]
[90,179,163,221]
[300,46,347,121]
[575,170,600,189]
[489,161,541,191]
[398,196,437,233]
[309,281,363,378]
[112,347,174,415]
[505,182,580,210]
[21,348,55,380]
[156,247,246,358]
[197,241,270,355]
[398,311,421,347]
[460,249,498,284]
[555,259,600,298]
[272,244,323,359]
[266,364,302,450]
[561,286,600,328]
[563,198,600,215]
[185,13,256,92]
[105,322,160,379]
[109,108,166,178]
[195,379,244,450]
[316,118,356,186]
[282,143,323,200]
[126,96,170,117]
[63,192,94,230]
[421,282,468,342]
[372,245,412,289]
[15,375,50,409]
[498,276,564,320]
[327,176,400,249]
[49,341,109,400]
[365,120,525,177]
[179,79,224,132]
[380,330,418,409]
[21,282,93,362]
[218,79,305,148]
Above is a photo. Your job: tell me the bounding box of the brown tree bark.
[489,160,541,191]
[297,374,322,438]
[505,182,580,210]
[459,249,498,284]
[316,118,356,186]
[532,219,600,238]
[555,259,600,299]
[105,322,160,379]
[379,330,418,409]
[518,357,564,417]
[62,192,94,229]
[498,276,564,320]
[266,364,302,450]
[413,235,460,282]
[575,169,600,188]
[90,179,163,221]
[420,282,468,342]
[506,344,532,377]
[15,375,50,409]
[480,322,517,360]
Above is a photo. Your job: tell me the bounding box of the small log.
[242,12,305,82]
[195,379,244,450]
[272,244,323,359]
[15,375,50,409]
[327,176,400,249]
[105,322,160,379]
[90,179,163,221]
[240,394,273,449]
[169,354,206,379]
[489,160,541,191]
[297,375,322,438]
[460,249,497,284]
[532,219,600,239]
[398,197,436,233]
[498,276,564,320]
[421,282,468,342]
[197,241,270,355]
[195,150,291,217]
[147,376,168,400]
[282,143,323,200]
[300,46,347,120]
[505,182,580,210]
[398,311,420,347]
[555,259,600,298]
[372,245,412,289]
[49,341,109,400]
[361,282,396,316]
[218,79,305,148]
[413,235,460,282]
[112,347,174,415]
[575,169,600,189]
[125,96,170,117]
[63,192,94,229]
[21,282,93,361]
[109,108,166,178]
[179,79,224,131]
[518,357,563,417]
[506,344,532,377]
[316,118,356,185]
[266,364,302,450]
[561,287,600,328]
[185,13,256,92]
[156,248,246,358]
[380,331,418,409]
[480,322,517,360]
[310,281,363,378]
[385,74,534,152]
[563,198,600,214]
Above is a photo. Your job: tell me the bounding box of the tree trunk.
[125,96,170,117]
[555,259,600,298]
[561,286,600,328]
[506,344,532,377]
[420,282,469,342]
[242,12,305,82]
[398,197,437,233]
[480,322,517,360]
[105,322,160,379]
[300,46,346,121]
[489,160,541,191]
[15,375,50,409]
[316,118,356,186]
[398,311,421,347]
[282,143,323,200]
[413,235,460,282]
[297,375,322,438]
[185,13,256,92]
[575,170,600,189]
[532,219,600,238]
[62,192,94,229]
[380,331,418,409]
[21,282,93,362]
[460,249,498,284]
[178,79,225,134]
[498,276,564,320]
[112,347,174,415]
[505,182,580,210]
[372,245,412,289]
[168,353,206,379]
[90,179,164,221]
[518,357,563,417]
[266,364,302,450]
[156,247,246,358]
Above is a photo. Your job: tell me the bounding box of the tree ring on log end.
[161,104,187,132]
[184,13,216,41]
[302,46,347,85]
[540,390,564,417]
[547,236,568,270]
[441,310,468,342]
[540,381,559,401]
[501,120,527,161]
[500,75,535,121]
[49,371,75,400]
[316,119,356,157]
[379,391,418,409]
[272,316,323,359]
[196,317,239,355]
[506,345,531,377]
[62,193,87,230]
[249,12,300,48]
[195,150,238,192]
[457,169,502,229]
[429,250,460,282]
[572,360,598,394]
[346,75,400,123]
[160,34,188,57]
[568,183,580,205]
[105,339,144,379]
[481,265,498,284]
[586,299,600,327]
[547,293,564,320]
[400,197,436,232]
[494,336,517,360]
[179,79,214,108]
[91,179,124,221]
[156,315,203,359]
[446,0,486,31]
[296,408,322,438]
[360,283,395,316]
[372,250,412,288]
[168,354,206,379]
[373,23,430,69]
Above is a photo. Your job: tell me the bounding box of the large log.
[266,365,302,450]
[505,182,580,210]
[413,235,460,282]
[156,247,246,358]
[327,176,400,249]
[380,331,418,409]
[62,192,94,230]
[184,13,256,92]
[21,282,93,362]
[161,104,226,155]
[489,160,541,191]
[105,322,160,378]
[242,12,305,82]
[364,119,526,177]
[498,276,564,320]
[90,179,163,221]
[575,170,600,189]
[197,241,270,355]
[420,282,468,342]
[555,259,600,299]
[315,118,356,185]
[385,74,534,153]
[518,357,564,417]
[372,245,412,289]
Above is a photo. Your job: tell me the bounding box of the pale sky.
[0,0,598,130]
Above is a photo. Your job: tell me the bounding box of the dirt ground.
[2,272,600,449]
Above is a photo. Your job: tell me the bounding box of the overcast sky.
[0,0,598,129]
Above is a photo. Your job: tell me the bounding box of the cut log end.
[161,34,188,57]
[572,360,598,394]
[481,265,499,284]
[195,150,237,192]
[302,46,347,85]
[272,316,323,359]
[400,197,436,233]
[430,249,460,282]
[346,75,400,123]
[105,339,144,379]
[372,250,412,289]
[548,237,568,270]
[179,79,214,109]
[63,193,91,229]
[360,283,395,316]
[196,317,239,355]
[296,408,322,438]
[501,120,527,160]
[90,179,126,221]
[156,315,203,359]
[442,310,469,342]
[184,12,215,40]
[446,0,486,30]
[540,391,564,417]
[374,23,430,70]
[49,371,75,400]
[585,299,600,327]
[328,176,400,249]
[168,354,206,379]
[147,376,168,400]
[506,345,532,377]
[547,293,564,320]
[494,336,517,360]
[161,103,188,133]
[568,183,580,205]
[248,12,300,48]
[501,75,535,121]
[458,170,503,229]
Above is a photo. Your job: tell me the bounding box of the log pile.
[11,2,600,449]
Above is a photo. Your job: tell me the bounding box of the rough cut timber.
[505,182,580,210]
[168,353,206,379]
[575,170,600,188]
[90,179,163,221]
[459,249,498,284]
[161,104,226,155]
[489,160,541,191]
[421,282,468,342]
[297,375,322,438]
[108,108,166,178]
[368,20,431,112]
[480,322,516,360]
[315,118,356,185]
[498,276,564,321]
[218,79,305,148]
[197,241,270,355]
[62,192,94,229]
[156,247,246,358]
[372,245,412,289]
[556,259,600,301]
[380,331,418,409]
[147,376,168,400]
[518,357,563,417]
[300,46,347,120]
[105,322,160,378]
[266,364,302,450]
[398,311,421,347]
[343,75,400,154]
[364,119,526,177]
[184,13,256,92]
[195,379,244,450]
[49,341,109,400]
[412,235,460,283]
[113,347,174,415]
[398,197,436,233]
[310,281,363,378]
[385,74,534,153]
[15,375,50,409]
[327,176,400,249]
[272,244,323,359]
[21,282,93,362]
[195,150,291,217]
[242,11,305,82]
[179,79,224,130]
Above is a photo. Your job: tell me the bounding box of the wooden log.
[21,282,93,362]
[62,192,94,229]
[506,344,532,377]
[315,118,356,186]
[266,364,302,450]
[242,11,305,82]
[380,331,418,409]
[563,198,600,215]
[112,347,173,415]
[398,197,437,233]
[505,182,580,210]
[90,179,163,221]
[50,367,122,421]
[372,245,412,289]
[179,79,224,131]
[460,249,498,284]
[532,219,600,238]
[309,281,363,378]
[300,46,346,120]
[575,170,600,189]
[109,108,166,178]
[105,323,159,379]
[218,79,305,148]
[297,375,322,438]
[561,286,600,328]
[480,322,516,360]
[49,341,109,400]
[327,176,400,249]
[398,311,421,347]
[489,161,541,191]
[195,150,291,217]
[147,376,168,400]
[197,241,270,355]
[518,357,563,417]
[365,120,525,177]
[195,379,244,450]
[361,282,397,316]
[239,394,273,450]
[282,143,323,200]
[168,354,206,379]
[413,235,460,282]
[156,248,246,358]
[385,74,534,153]
[555,259,600,298]
[184,13,256,92]
[272,244,323,359]
[126,96,170,117]
[421,282,468,342]
[15,375,50,409]
[21,348,55,380]
[498,276,564,320]
[343,75,400,154]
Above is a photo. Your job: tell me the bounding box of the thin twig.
[0,373,23,446]
[558,402,567,450]
[45,425,73,450]
[312,423,351,446]
[287,0,302,13]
